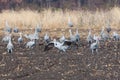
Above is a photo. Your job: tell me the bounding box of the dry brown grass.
[0,7,120,30]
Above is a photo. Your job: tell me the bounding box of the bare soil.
[0,29,120,80]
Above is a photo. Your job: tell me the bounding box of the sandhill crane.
[35,24,42,32]
[44,32,50,43]
[68,17,73,27]
[69,29,76,42]
[5,21,12,33]
[18,32,23,44]
[7,37,14,53]
[2,33,11,42]
[101,33,109,41]
[100,27,105,36]
[44,39,70,52]
[90,38,99,54]
[69,29,80,42]
[26,40,35,48]
[106,21,111,33]
[34,28,39,40]
[44,39,56,51]
[68,29,79,48]
[54,40,68,52]
[100,27,109,41]
[87,29,93,44]
[75,28,80,42]
[113,31,120,41]
[13,27,19,33]
[59,34,66,43]
[24,27,39,40]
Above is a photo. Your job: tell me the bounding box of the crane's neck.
[96,39,99,45]
[8,38,12,44]
[69,29,73,36]
[76,29,79,34]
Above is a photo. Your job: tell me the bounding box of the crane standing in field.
[18,32,23,44]
[112,31,120,41]
[87,29,93,44]
[106,23,111,33]
[90,38,99,54]
[69,29,76,42]
[13,27,19,33]
[24,27,39,40]
[2,32,11,43]
[68,17,73,27]
[7,35,14,53]
[75,28,80,42]
[35,24,42,32]
[59,34,66,43]
[4,21,12,33]
[44,32,50,44]
[100,27,109,41]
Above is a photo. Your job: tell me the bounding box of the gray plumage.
[87,29,93,44]
[7,37,14,53]
[59,34,66,43]
[24,28,39,40]
[68,17,73,27]
[35,24,41,32]
[75,28,80,42]
[26,40,35,48]
[69,29,76,42]
[5,21,12,33]
[113,32,120,41]
[100,27,109,41]
[44,32,50,43]
[90,39,99,54]
[69,29,80,43]
[44,39,69,52]
[13,27,19,33]
[106,24,111,33]
[2,33,11,42]
[18,32,23,44]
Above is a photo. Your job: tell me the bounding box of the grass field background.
[0,7,120,30]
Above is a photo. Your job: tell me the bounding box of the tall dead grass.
[0,7,120,30]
